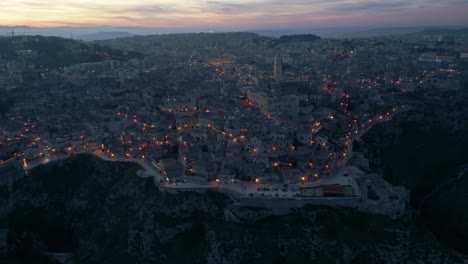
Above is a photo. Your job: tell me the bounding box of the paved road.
[25,150,360,201]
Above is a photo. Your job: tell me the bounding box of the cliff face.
[357,103,468,255]
[0,154,464,263]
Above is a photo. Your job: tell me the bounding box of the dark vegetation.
[6,206,76,253]
[0,36,143,69]
[358,101,468,255]
[0,154,463,263]
[0,154,230,263]
[421,175,468,254]
[276,34,321,44]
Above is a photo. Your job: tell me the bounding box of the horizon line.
[1,24,468,30]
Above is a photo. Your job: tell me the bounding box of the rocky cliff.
[357,101,468,255]
[0,153,464,263]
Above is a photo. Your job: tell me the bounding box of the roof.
[160,159,185,179]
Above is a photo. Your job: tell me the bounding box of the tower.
[273,53,282,81]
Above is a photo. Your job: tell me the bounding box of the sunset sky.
[1,0,467,28]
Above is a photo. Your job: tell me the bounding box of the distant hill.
[0,26,209,39]
[334,27,426,38]
[277,34,320,43]
[0,35,143,69]
[402,28,468,40]
[77,31,134,41]
[334,27,468,39]
[1,25,467,41]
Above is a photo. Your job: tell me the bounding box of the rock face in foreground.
[358,103,468,255]
[0,154,464,263]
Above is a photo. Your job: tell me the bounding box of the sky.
[1,0,468,29]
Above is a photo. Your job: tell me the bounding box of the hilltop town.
[1,32,467,217]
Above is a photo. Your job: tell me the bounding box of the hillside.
[0,36,143,69]
[0,154,464,263]
[357,100,468,255]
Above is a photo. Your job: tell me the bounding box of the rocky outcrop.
[358,104,468,255]
[0,154,464,263]
[348,152,370,172]
[224,205,276,223]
